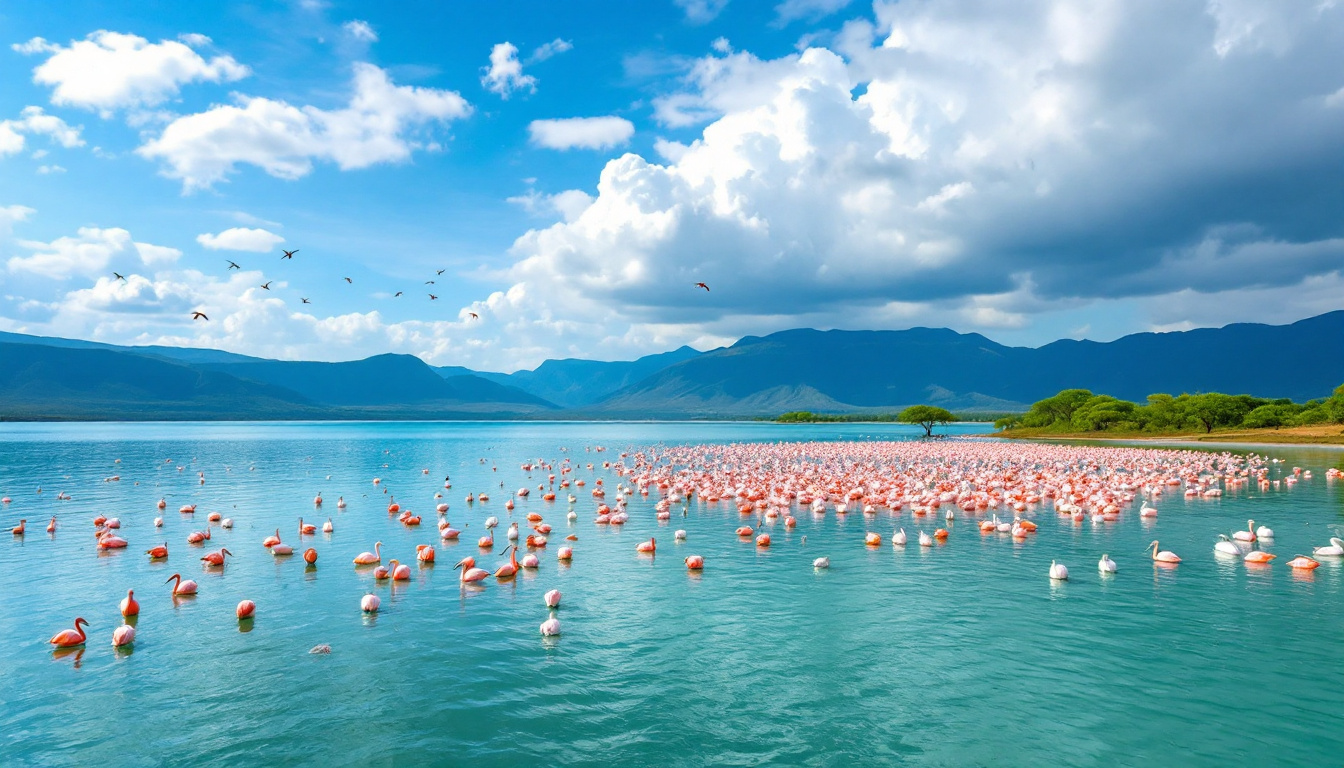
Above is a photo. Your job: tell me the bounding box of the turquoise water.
[1,421,1342,767]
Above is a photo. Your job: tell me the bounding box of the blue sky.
[1,0,1342,371]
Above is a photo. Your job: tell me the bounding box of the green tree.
[1183,392,1253,433]
[1070,395,1138,431]
[1138,393,1189,431]
[1325,384,1344,423]
[898,405,956,437]
[1242,404,1295,429]
[1022,389,1093,427]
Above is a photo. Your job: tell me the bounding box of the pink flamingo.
[50,618,88,647]
[165,573,198,595]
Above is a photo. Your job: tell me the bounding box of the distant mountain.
[589,312,1344,417]
[0,330,265,365]
[437,346,703,407]
[0,339,555,420]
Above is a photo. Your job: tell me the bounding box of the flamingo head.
[222,548,232,557]
[75,617,88,630]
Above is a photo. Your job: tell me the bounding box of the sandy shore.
[987,423,1344,448]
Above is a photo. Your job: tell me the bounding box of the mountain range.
[1,311,1340,420]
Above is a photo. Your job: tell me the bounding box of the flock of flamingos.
[11,440,1344,654]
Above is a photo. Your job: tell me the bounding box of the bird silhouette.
[343,277,352,284]
[191,311,208,321]
[113,272,125,281]
[425,280,435,285]
[260,282,272,290]
[301,298,311,304]
[226,260,240,270]
[695,282,710,291]
[394,291,403,297]
[468,312,479,320]
[436,269,445,275]
[428,294,438,300]
[281,249,298,259]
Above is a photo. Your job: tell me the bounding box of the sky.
[1,0,1342,372]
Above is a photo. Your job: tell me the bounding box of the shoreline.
[987,424,1344,449]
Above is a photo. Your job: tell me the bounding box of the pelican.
[1312,537,1344,557]
[1214,535,1242,556]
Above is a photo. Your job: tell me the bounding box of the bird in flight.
[436,269,445,275]
[394,291,403,297]
[695,282,710,291]
[113,272,125,281]
[428,294,438,300]
[343,277,353,284]
[301,298,311,304]
[260,282,272,290]
[425,280,435,285]
[281,249,298,259]
[468,312,479,320]
[226,260,240,270]
[191,311,208,321]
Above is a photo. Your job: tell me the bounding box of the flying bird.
[429,294,438,300]
[113,272,125,281]
[301,298,311,304]
[425,280,435,285]
[468,312,479,320]
[394,291,403,297]
[695,282,710,291]
[281,249,298,259]
[226,260,240,270]
[260,282,272,290]
[436,269,445,275]
[191,311,208,321]
[343,277,352,284]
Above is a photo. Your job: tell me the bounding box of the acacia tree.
[898,405,956,437]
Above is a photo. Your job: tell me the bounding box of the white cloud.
[507,189,595,222]
[675,0,730,23]
[7,226,179,278]
[528,117,635,150]
[136,63,470,190]
[36,164,67,174]
[196,227,286,252]
[0,106,84,157]
[0,205,36,235]
[527,38,574,64]
[15,30,249,112]
[481,42,536,98]
[774,0,853,25]
[343,20,378,42]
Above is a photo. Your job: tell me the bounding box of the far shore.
[987,423,1344,447]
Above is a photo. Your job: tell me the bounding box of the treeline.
[996,386,1344,434]
[774,410,1011,423]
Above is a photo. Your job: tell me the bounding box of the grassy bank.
[993,423,1344,445]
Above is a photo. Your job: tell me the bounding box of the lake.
[1,421,1341,767]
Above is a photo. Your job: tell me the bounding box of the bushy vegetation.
[995,384,1344,434]
[774,409,1008,424]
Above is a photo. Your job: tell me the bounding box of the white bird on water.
[813,556,830,569]
[1049,560,1069,580]
[1098,554,1117,573]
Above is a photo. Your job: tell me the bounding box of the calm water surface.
[1,422,1341,767]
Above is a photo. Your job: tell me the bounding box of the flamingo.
[455,557,489,583]
[1286,555,1320,570]
[200,548,232,567]
[674,529,687,540]
[1255,523,1275,539]
[416,544,435,562]
[373,562,391,580]
[146,542,169,559]
[813,556,830,568]
[166,573,198,595]
[1049,560,1069,580]
[544,589,561,607]
[237,600,256,619]
[119,589,139,617]
[1147,541,1181,563]
[50,618,89,648]
[865,532,881,546]
[557,546,573,561]
[1244,550,1276,564]
[1098,554,1117,573]
[919,531,933,547]
[11,519,25,535]
[337,496,347,509]
[299,518,316,535]
[391,559,411,580]
[1214,535,1242,556]
[361,594,380,612]
[540,616,561,636]
[323,518,334,533]
[353,542,382,565]
[892,528,907,546]
[1312,537,1344,557]
[495,545,520,579]
[1233,520,1257,543]
[521,552,540,568]
[112,625,135,648]
[262,529,281,548]
[271,541,294,556]
[46,516,56,533]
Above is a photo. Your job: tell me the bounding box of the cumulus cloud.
[196,227,285,252]
[136,63,470,190]
[507,188,595,222]
[481,42,536,98]
[0,106,84,157]
[7,226,179,279]
[528,117,635,150]
[774,0,854,25]
[15,30,249,112]
[343,20,378,42]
